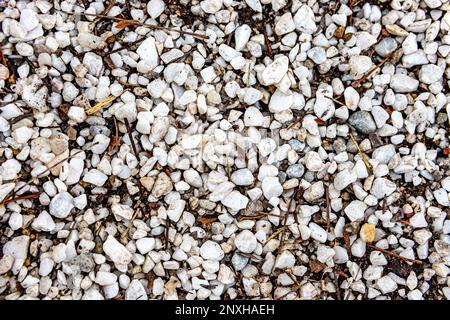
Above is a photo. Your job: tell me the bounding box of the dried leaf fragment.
[309,260,326,273]
[197,216,218,224]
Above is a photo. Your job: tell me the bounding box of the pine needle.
[263,226,288,244]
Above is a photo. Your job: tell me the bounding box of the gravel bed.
[0,0,449,300]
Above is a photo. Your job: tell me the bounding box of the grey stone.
[349,111,377,134]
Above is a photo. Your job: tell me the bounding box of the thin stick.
[55,9,209,40]
[12,149,86,197]
[262,28,273,59]
[286,270,301,287]
[351,51,395,88]
[349,132,372,171]
[97,0,116,18]
[86,93,122,115]
[325,185,331,232]
[104,37,145,56]
[324,95,345,107]
[164,218,170,250]
[263,226,288,244]
[367,244,423,265]
[120,208,140,239]
[239,211,287,221]
[0,193,40,206]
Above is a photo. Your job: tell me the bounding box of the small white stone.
[231,169,255,186]
[125,280,148,300]
[167,199,186,222]
[3,235,29,259]
[349,55,373,79]
[235,230,257,253]
[275,13,295,36]
[0,159,21,181]
[136,37,159,70]
[221,191,249,211]
[49,192,74,219]
[31,211,56,232]
[12,127,34,144]
[200,0,223,14]
[20,8,40,31]
[83,169,108,187]
[218,265,235,285]
[334,169,357,191]
[305,151,324,172]
[376,276,398,294]
[269,89,293,113]
[111,203,134,220]
[103,235,133,266]
[244,107,264,127]
[390,74,419,93]
[0,255,14,274]
[136,238,156,255]
[147,0,165,19]
[344,200,367,222]
[274,250,296,269]
[262,176,283,200]
[309,223,327,243]
[371,178,396,199]
[8,212,23,231]
[418,64,444,84]
[293,5,317,34]
[261,56,289,85]
[95,271,117,286]
[245,0,262,12]
[0,183,15,202]
[234,24,252,51]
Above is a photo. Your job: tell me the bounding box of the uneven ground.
[0,0,449,300]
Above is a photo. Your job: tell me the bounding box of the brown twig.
[55,9,209,40]
[334,272,342,300]
[97,0,117,18]
[342,228,351,253]
[239,211,287,221]
[262,28,273,59]
[164,218,171,250]
[12,149,86,197]
[104,37,145,56]
[324,95,345,106]
[120,208,140,239]
[367,244,423,265]
[263,226,288,245]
